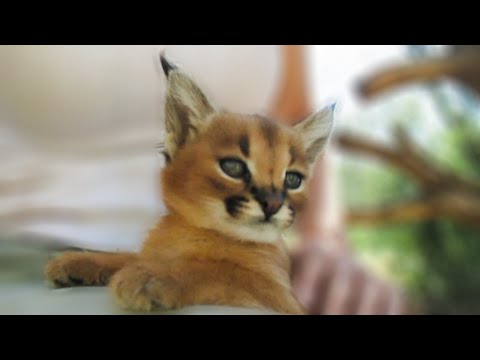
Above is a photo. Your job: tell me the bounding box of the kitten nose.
[254,189,285,220]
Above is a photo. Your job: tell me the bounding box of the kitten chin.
[220,221,284,244]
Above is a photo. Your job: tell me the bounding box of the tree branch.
[357,50,480,99]
[347,199,436,225]
[336,129,480,229]
[336,133,438,186]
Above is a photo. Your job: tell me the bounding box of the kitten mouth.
[257,218,276,225]
[243,216,274,226]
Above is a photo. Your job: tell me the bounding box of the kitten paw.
[45,252,109,288]
[110,263,179,312]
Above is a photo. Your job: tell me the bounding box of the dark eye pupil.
[285,173,302,189]
[220,159,245,178]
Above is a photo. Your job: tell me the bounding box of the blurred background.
[1,45,479,314]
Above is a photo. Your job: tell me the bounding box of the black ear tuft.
[160,52,177,78]
[156,142,172,164]
[162,151,172,164]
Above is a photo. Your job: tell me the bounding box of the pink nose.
[254,189,285,220]
[262,198,283,218]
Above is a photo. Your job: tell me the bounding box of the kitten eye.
[220,159,246,179]
[285,172,303,190]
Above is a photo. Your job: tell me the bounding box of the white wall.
[0,45,281,151]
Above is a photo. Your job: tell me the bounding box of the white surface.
[0,285,281,315]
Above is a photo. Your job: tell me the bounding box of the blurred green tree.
[339,45,480,314]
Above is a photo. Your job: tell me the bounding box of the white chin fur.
[202,200,292,244]
[222,222,283,243]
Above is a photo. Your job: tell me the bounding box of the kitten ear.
[294,105,335,163]
[160,53,215,159]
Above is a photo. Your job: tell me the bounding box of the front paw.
[109,263,179,312]
[45,252,108,288]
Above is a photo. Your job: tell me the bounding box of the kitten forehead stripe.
[289,147,297,166]
[259,117,279,147]
[239,135,250,157]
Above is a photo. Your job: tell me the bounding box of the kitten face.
[158,55,334,243]
[162,113,313,242]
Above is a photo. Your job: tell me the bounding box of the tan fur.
[45,252,137,287]
[45,56,334,315]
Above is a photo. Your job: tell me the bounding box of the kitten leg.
[110,260,305,314]
[45,251,137,288]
